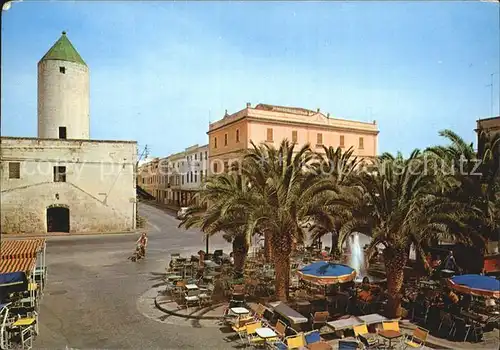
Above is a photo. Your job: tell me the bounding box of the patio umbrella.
[297,261,356,286]
[447,274,500,299]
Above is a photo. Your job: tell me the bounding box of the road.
[35,203,233,349]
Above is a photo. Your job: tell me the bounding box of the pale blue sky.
[1,1,499,157]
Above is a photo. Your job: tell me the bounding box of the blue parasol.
[297,261,356,285]
[448,274,500,299]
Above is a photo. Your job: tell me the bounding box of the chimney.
[327,113,330,118]
[246,102,251,108]
[225,109,228,116]
[317,108,320,112]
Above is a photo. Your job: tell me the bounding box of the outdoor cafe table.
[231,307,250,315]
[268,301,308,330]
[327,316,362,334]
[378,329,402,349]
[255,327,278,339]
[358,314,388,325]
[185,284,199,290]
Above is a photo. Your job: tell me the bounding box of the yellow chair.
[245,321,265,346]
[354,323,379,348]
[404,326,429,348]
[285,333,305,349]
[382,320,400,332]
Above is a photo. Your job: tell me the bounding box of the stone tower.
[37,31,90,140]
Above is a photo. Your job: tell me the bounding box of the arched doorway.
[47,206,70,233]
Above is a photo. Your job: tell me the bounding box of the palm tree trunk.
[383,247,408,318]
[232,235,248,278]
[264,230,272,262]
[272,234,292,301]
[274,251,290,301]
[330,231,339,259]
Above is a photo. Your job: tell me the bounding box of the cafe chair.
[245,321,265,347]
[310,311,329,330]
[284,333,306,349]
[465,319,484,343]
[273,319,288,339]
[338,340,359,349]
[353,324,379,348]
[451,316,472,341]
[382,320,400,332]
[404,326,429,349]
[437,311,455,337]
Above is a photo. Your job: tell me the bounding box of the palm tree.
[240,140,336,300]
[427,130,500,253]
[307,146,362,258]
[178,172,253,277]
[338,150,460,318]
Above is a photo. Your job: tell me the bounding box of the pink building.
[207,103,379,173]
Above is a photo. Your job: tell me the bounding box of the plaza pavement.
[35,203,234,349]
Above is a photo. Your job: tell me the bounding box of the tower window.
[54,166,66,182]
[9,162,20,179]
[59,126,67,139]
[59,66,66,74]
[224,133,228,146]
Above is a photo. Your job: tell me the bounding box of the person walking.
[137,232,148,258]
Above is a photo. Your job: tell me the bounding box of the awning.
[297,261,357,285]
[1,239,46,259]
[0,257,37,274]
[447,274,500,299]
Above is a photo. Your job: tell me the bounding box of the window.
[58,126,67,139]
[224,133,228,146]
[53,166,66,182]
[340,135,345,148]
[213,163,218,173]
[317,133,323,145]
[214,137,217,148]
[8,162,20,179]
[266,128,273,142]
[224,161,229,172]
[190,172,193,182]
[200,170,203,182]
[195,153,197,160]
[359,137,364,149]
[292,130,298,143]
[59,66,65,74]
[182,175,185,185]
[205,152,207,160]
[142,178,145,184]
[194,171,198,182]
[236,129,240,142]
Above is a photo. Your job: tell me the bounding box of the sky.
[1,1,499,158]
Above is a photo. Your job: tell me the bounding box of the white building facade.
[0,31,137,234]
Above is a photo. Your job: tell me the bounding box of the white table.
[327,316,363,331]
[358,313,388,325]
[185,284,198,290]
[255,327,278,339]
[231,307,250,315]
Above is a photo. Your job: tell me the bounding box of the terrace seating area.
[0,239,47,350]
[154,243,499,349]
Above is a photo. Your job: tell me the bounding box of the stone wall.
[0,137,137,234]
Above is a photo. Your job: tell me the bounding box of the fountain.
[349,233,364,276]
[348,232,386,283]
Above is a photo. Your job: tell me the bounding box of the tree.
[307,146,362,259]
[178,172,253,277]
[338,150,459,318]
[427,130,500,254]
[240,140,336,300]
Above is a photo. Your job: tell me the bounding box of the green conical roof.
[39,31,86,66]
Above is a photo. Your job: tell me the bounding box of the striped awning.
[1,239,46,259]
[0,257,37,274]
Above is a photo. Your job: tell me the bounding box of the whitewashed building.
[1,31,137,234]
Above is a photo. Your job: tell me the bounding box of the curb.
[154,296,224,320]
[2,229,141,240]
